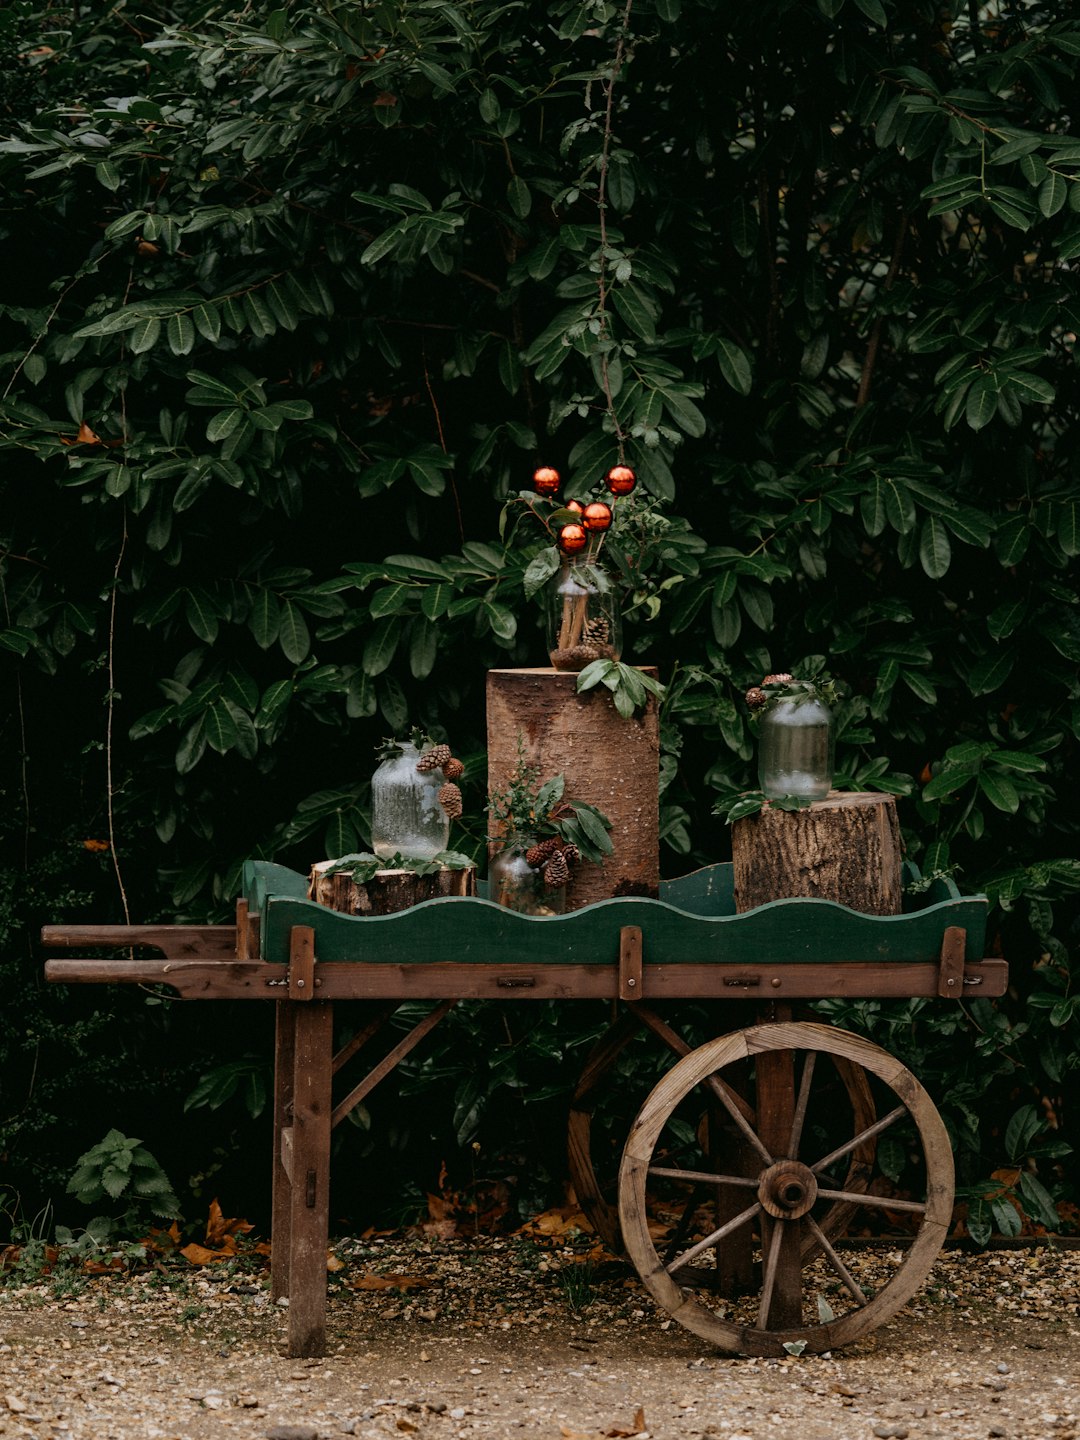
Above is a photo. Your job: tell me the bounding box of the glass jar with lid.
[756,682,834,802]
[545,558,622,672]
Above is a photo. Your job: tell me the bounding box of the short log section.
[731,791,902,916]
[486,667,660,909]
[308,862,476,915]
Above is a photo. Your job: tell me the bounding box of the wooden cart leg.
[271,1001,298,1302]
[755,1046,802,1328]
[287,1001,334,1358]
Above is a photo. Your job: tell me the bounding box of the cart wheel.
[569,1012,878,1262]
[618,1021,953,1356]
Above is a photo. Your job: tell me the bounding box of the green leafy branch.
[576,658,665,718]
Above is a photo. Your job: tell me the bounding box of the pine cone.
[442,756,464,781]
[437,782,463,818]
[745,686,767,709]
[762,672,794,686]
[525,837,562,869]
[417,744,453,772]
[561,843,580,867]
[543,851,570,889]
[583,616,610,644]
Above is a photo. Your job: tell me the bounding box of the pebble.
[266,1426,319,1440]
[872,1426,908,1439]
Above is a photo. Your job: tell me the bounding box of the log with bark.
[486,667,660,909]
[731,790,902,916]
[308,861,477,916]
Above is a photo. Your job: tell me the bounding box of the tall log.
[486,668,660,909]
[308,862,476,916]
[731,791,902,916]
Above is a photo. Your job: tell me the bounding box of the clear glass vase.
[488,844,566,915]
[546,559,621,672]
[370,741,450,859]
[758,692,834,802]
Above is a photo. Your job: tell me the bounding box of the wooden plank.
[236,899,252,960]
[40,924,236,958]
[43,957,1010,1002]
[287,1002,334,1358]
[619,926,643,1000]
[937,925,966,998]
[271,1003,297,1302]
[332,1005,396,1076]
[288,926,315,1001]
[260,887,989,968]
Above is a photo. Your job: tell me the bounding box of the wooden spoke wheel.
[618,1022,953,1356]
[569,1009,877,1263]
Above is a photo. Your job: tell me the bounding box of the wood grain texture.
[486,668,660,908]
[732,792,903,915]
[43,957,1009,1002]
[308,862,476,915]
[287,1002,334,1358]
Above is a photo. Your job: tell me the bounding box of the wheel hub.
[757,1159,818,1220]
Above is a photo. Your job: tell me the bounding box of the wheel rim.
[569,1012,880,1263]
[618,1021,953,1355]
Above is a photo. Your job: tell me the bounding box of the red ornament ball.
[564,498,585,516]
[582,500,612,532]
[557,523,589,555]
[605,464,637,496]
[532,465,561,497]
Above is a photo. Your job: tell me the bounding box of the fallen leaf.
[351,1272,432,1292]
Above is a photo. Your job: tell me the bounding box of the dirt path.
[2,1241,1078,1440]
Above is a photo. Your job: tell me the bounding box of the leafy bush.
[0,0,1077,1231]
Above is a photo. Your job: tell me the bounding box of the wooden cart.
[43,860,1006,1360]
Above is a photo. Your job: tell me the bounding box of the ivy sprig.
[326,849,474,884]
[712,791,813,825]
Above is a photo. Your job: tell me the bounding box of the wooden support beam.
[619,926,643,1000]
[331,1000,455,1130]
[271,1003,297,1303]
[43,957,1010,1002]
[288,926,316,1001]
[937,926,966,999]
[287,1002,334,1358]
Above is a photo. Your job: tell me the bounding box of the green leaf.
[965,375,997,431]
[205,699,240,755]
[853,0,886,24]
[994,514,1031,567]
[523,547,561,599]
[611,285,657,343]
[206,408,243,443]
[363,617,399,676]
[185,588,219,644]
[1057,500,1080,556]
[279,600,311,664]
[250,588,281,648]
[968,650,1015,696]
[166,312,195,356]
[979,769,1019,813]
[714,337,752,395]
[409,616,438,679]
[987,598,1026,639]
[918,514,951,579]
[129,316,161,354]
[507,176,531,218]
[1039,173,1067,217]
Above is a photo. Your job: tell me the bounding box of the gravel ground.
[2,1238,1079,1440]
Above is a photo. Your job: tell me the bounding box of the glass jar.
[758,689,834,802]
[489,843,566,916]
[370,740,450,859]
[546,559,622,672]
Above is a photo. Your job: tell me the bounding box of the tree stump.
[486,668,660,910]
[308,862,476,916]
[731,791,902,915]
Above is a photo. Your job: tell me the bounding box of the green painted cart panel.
[243,861,987,968]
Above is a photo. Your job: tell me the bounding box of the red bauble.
[557,523,589,555]
[564,498,585,516]
[532,465,561,497]
[604,464,637,496]
[582,500,612,532]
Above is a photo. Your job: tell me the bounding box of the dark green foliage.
[1,0,1077,1234]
